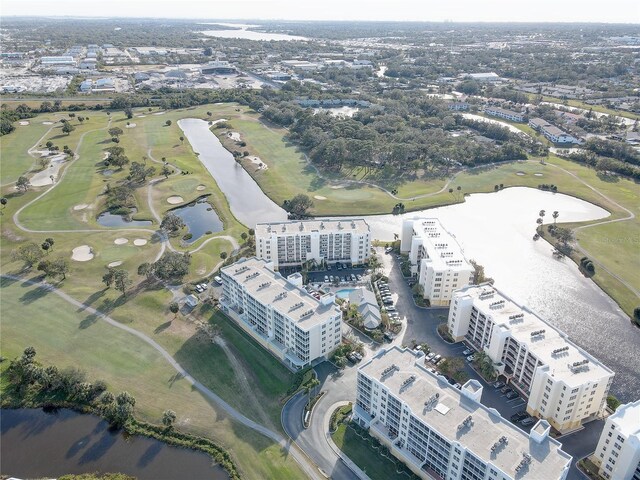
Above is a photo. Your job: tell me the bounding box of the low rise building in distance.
[484,106,526,122]
[448,284,614,433]
[592,400,640,480]
[220,257,342,370]
[400,218,474,306]
[353,346,572,480]
[528,118,580,144]
[255,219,371,270]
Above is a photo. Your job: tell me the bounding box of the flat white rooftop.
[256,218,370,235]
[222,257,339,329]
[407,218,473,272]
[608,400,640,438]
[360,347,572,478]
[459,284,613,386]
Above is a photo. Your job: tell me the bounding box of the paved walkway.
[1,273,322,480]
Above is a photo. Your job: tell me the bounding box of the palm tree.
[539,209,546,219]
[552,211,559,224]
[304,378,321,405]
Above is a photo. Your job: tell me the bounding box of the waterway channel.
[0,408,228,480]
[178,117,639,401]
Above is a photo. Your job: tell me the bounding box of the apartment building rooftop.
[458,284,613,386]
[405,218,473,272]
[255,218,370,235]
[221,257,339,330]
[608,399,640,438]
[360,347,572,478]
[485,106,525,117]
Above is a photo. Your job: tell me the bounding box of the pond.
[178,118,288,228]
[1,408,228,480]
[171,197,224,244]
[97,209,153,228]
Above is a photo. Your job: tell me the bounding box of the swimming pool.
[335,288,356,299]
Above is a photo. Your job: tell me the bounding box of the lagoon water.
[1,408,227,480]
[178,117,639,400]
[172,197,224,243]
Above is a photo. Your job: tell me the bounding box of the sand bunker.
[137,114,147,118]
[133,239,148,246]
[114,238,129,245]
[534,173,544,177]
[126,123,137,128]
[73,204,89,211]
[167,196,184,204]
[211,118,228,125]
[516,172,526,176]
[42,121,54,125]
[247,156,267,170]
[314,195,327,200]
[30,153,67,187]
[196,185,206,191]
[19,121,29,126]
[71,245,94,262]
[330,185,345,189]
[227,132,241,142]
[108,261,123,268]
[153,111,166,115]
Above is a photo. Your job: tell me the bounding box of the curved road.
[1,273,322,480]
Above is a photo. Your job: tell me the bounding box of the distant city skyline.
[1,0,639,24]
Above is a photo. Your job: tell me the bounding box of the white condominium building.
[354,347,572,480]
[448,284,614,433]
[220,257,342,370]
[400,218,474,306]
[255,219,371,270]
[592,400,640,480]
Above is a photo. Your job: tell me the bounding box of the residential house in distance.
[484,106,526,122]
[353,346,572,480]
[400,218,474,307]
[446,101,470,111]
[592,400,640,480]
[255,219,371,270]
[348,288,381,329]
[448,284,614,433]
[220,257,342,370]
[529,118,580,144]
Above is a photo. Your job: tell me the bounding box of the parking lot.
[279,262,369,287]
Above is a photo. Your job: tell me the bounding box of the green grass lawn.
[0,277,305,480]
[0,116,60,185]
[332,423,417,480]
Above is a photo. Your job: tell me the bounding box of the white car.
[214,276,223,285]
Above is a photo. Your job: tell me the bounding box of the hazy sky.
[1,0,639,23]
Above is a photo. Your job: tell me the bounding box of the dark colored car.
[506,391,519,400]
[501,386,512,394]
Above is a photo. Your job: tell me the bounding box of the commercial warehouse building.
[353,347,572,480]
[448,284,614,433]
[220,257,342,370]
[400,218,474,306]
[592,400,640,480]
[255,219,371,270]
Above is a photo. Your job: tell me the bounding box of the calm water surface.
[97,209,152,228]
[1,408,227,480]
[172,197,224,243]
[200,28,308,41]
[178,118,288,227]
[178,113,639,400]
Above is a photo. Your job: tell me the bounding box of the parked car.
[385,247,393,253]
[466,355,475,362]
[432,354,442,363]
[195,286,203,293]
[435,358,446,366]
[520,417,535,426]
[337,263,342,270]
[493,381,505,389]
[462,348,473,356]
[506,391,519,400]
[200,283,208,290]
[214,276,223,285]
[386,306,397,312]
[383,332,396,342]
[324,275,329,282]
[329,276,334,282]
[501,386,512,394]
[511,411,527,422]
[454,383,462,389]
[356,274,362,281]
[426,352,436,361]
[427,367,437,374]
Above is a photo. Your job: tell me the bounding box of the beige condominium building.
[448,284,614,433]
[255,219,371,270]
[353,346,572,480]
[592,400,640,480]
[220,257,342,370]
[400,218,475,306]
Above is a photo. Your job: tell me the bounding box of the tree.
[102,268,116,288]
[108,127,124,138]
[160,213,185,235]
[539,210,546,219]
[552,211,559,224]
[161,165,172,178]
[162,409,177,429]
[149,252,191,281]
[128,161,155,183]
[113,269,132,296]
[169,302,179,318]
[165,120,172,127]
[440,357,465,378]
[16,175,31,193]
[124,107,133,119]
[62,122,75,135]
[41,241,51,253]
[13,242,44,268]
[241,232,248,241]
[45,238,55,251]
[39,156,51,170]
[368,253,382,274]
[284,194,314,217]
[220,251,228,260]
[137,262,154,280]
[179,136,184,144]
